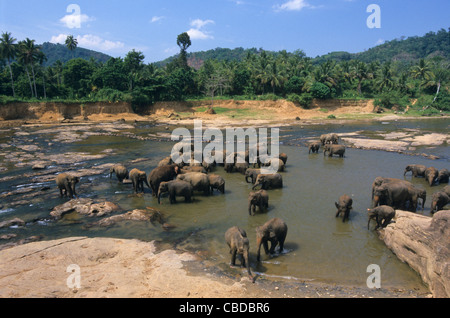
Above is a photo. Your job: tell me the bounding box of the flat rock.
[50,198,121,220]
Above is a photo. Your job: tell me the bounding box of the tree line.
[1,31,449,112]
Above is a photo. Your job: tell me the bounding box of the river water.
[0,118,448,292]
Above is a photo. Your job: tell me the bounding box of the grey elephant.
[372,179,423,212]
[424,167,439,186]
[208,174,225,194]
[262,158,285,172]
[157,180,193,204]
[335,194,353,222]
[431,191,449,213]
[308,142,321,154]
[403,164,426,177]
[367,206,395,230]
[225,226,253,280]
[371,177,410,206]
[248,190,269,216]
[109,164,129,183]
[444,185,450,196]
[279,153,288,165]
[252,173,283,190]
[148,164,180,197]
[256,218,288,261]
[245,168,261,184]
[324,144,345,157]
[438,168,449,184]
[176,172,210,195]
[129,168,150,193]
[320,133,338,145]
[56,173,79,199]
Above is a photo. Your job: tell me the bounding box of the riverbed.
[0,118,448,294]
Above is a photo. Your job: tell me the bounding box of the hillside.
[156,28,449,68]
[40,42,112,66]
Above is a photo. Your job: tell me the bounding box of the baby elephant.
[256,218,288,261]
[129,168,150,193]
[225,226,253,280]
[431,191,450,213]
[248,190,269,216]
[157,180,193,204]
[56,173,79,199]
[110,164,129,183]
[308,142,321,154]
[367,206,396,230]
[335,194,353,222]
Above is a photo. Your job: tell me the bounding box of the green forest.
[1,29,449,114]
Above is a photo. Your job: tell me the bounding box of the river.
[0,118,448,292]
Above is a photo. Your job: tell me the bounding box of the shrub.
[310,82,331,99]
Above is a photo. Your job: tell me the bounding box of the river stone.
[378,210,450,298]
[85,208,164,228]
[50,198,121,220]
[0,218,25,229]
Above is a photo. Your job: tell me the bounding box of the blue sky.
[1,0,449,63]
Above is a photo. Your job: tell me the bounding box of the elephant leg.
[230,249,237,266]
[269,239,277,254]
[263,241,269,255]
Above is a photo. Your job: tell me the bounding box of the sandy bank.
[0,236,432,298]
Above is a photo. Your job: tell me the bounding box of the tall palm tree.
[65,35,78,59]
[0,32,17,97]
[375,62,395,92]
[17,38,40,98]
[352,61,371,95]
[266,61,286,94]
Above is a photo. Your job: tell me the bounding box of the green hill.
[40,42,112,66]
[156,28,449,68]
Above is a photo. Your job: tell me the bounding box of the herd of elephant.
[53,134,449,282]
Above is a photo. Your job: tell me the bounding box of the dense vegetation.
[0,29,449,113]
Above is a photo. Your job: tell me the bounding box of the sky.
[1,0,449,63]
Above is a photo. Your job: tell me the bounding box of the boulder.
[378,210,450,298]
[0,218,25,229]
[85,208,164,228]
[50,198,121,220]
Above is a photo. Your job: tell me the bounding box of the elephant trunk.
[157,190,162,204]
[256,237,262,261]
[421,196,426,210]
[144,178,150,189]
[243,249,253,281]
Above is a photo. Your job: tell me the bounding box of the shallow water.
[0,118,449,291]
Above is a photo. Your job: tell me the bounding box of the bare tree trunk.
[7,60,15,98]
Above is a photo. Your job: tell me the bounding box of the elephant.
[208,174,225,194]
[371,177,410,206]
[235,162,250,174]
[109,164,129,183]
[157,156,173,167]
[320,133,339,145]
[176,172,210,195]
[404,164,426,177]
[225,226,253,279]
[372,180,423,212]
[248,190,269,216]
[256,218,288,261]
[148,164,180,197]
[424,167,439,186]
[279,153,288,165]
[324,144,345,157]
[438,168,449,184]
[245,168,261,184]
[262,158,285,172]
[157,180,193,204]
[431,191,450,213]
[367,206,395,230]
[308,142,321,154]
[444,185,450,196]
[129,168,150,193]
[180,166,207,174]
[55,173,79,199]
[335,194,353,222]
[252,173,283,190]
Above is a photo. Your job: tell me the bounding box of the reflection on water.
[0,119,448,291]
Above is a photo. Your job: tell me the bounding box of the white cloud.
[187,28,214,40]
[190,19,214,29]
[151,16,165,23]
[49,33,124,51]
[274,0,311,12]
[376,39,385,45]
[187,19,215,40]
[60,13,95,29]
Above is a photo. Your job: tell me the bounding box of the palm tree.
[352,61,371,95]
[375,62,395,92]
[17,38,41,98]
[266,61,286,94]
[0,32,17,97]
[410,59,434,93]
[65,35,78,59]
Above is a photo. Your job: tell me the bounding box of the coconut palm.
[17,38,41,98]
[375,62,395,92]
[65,35,78,59]
[0,32,17,97]
[410,58,434,92]
[352,61,372,95]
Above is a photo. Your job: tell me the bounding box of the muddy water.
[0,119,449,292]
